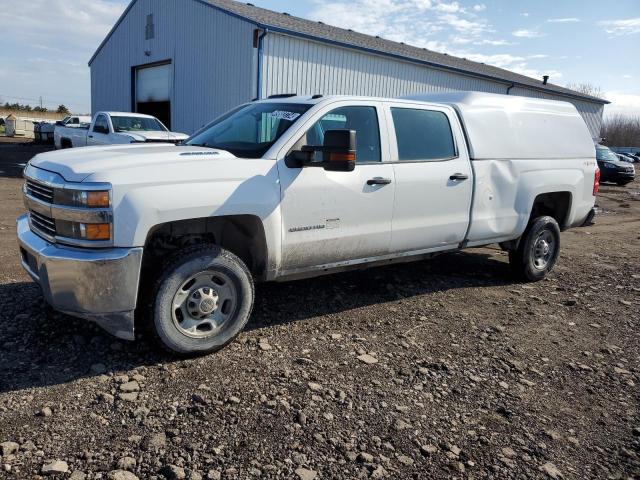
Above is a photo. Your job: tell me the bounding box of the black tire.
[509,216,561,282]
[150,244,254,356]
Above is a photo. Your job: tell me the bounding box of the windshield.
[596,147,618,162]
[111,116,166,132]
[185,102,312,158]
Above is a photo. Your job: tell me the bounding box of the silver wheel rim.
[171,270,238,338]
[532,230,555,270]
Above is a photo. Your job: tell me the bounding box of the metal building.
[89,0,608,137]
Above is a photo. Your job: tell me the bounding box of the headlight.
[603,163,617,169]
[55,221,111,241]
[54,189,110,208]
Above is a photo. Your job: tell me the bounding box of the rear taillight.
[593,168,600,196]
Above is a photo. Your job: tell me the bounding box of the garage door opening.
[134,61,172,129]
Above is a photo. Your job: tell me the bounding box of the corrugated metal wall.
[261,33,603,139]
[91,3,604,138]
[90,0,256,134]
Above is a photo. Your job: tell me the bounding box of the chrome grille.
[25,179,54,202]
[29,210,56,238]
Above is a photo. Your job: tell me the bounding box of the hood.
[30,144,242,182]
[122,130,189,142]
[598,158,634,168]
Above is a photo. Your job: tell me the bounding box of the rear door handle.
[449,173,469,181]
[367,177,392,185]
[88,135,93,138]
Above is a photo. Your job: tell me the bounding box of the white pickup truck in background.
[57,115,92,127]
[54,111,188,149]
[18,92,598,355]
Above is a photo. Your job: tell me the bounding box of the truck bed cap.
[403,91,595,160]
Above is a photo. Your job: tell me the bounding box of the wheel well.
[60,138,72,148]
[141,216,268,280]
[530,192,572,230]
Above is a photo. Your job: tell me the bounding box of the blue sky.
[1,0,638,116]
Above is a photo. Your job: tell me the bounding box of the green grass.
[0,125,5,135]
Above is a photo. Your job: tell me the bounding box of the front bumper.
[16,214,142,340]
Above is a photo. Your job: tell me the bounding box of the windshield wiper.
[188,143,214,148]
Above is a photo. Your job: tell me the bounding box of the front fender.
[110,171,282,278]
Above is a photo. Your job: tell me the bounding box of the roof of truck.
[90,0,607,105]
[99,111,158,119]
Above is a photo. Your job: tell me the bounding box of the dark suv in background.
[596,145,635,185]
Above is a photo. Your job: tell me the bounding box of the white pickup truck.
[54,111,188,149]
[17,92,598,355]
[57,115,92,127]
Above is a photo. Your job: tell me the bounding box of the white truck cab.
[17,92,598,355]
[54,111,188,149]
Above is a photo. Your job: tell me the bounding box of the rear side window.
[391,108,456,161]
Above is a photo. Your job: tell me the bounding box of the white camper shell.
[405,92,595,160]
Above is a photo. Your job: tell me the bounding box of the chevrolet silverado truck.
[54,111,188,149]
[17,92,599,355]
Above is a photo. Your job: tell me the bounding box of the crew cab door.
[278,101,395,272]
[87,114,111,146]
[385,102,472,252]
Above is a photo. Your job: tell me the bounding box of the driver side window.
[297,106,381,163]
[93,115,109,134]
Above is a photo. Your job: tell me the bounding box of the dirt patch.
[0,176,638,479]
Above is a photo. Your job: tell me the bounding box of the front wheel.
[509,216,561,282]
[150,245,254,355]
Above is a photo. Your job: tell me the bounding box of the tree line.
[2,102,69,114]
[601,115,640,148]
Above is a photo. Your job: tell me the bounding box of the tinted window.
[93,115,109,134]
[112,116,166,132]
[391,108,456,161]
[304,106,381,163]
[596,147,617,161]
[186,103,311,158]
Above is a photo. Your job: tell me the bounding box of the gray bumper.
[16,214,142,340]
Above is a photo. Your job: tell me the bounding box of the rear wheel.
[509,216,560,282]
[150,244,254,355]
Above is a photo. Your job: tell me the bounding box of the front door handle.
[449,173,469,181]
[88,135,93,138]
[367,177,392,185]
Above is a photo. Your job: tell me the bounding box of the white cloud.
[521,12,530,17]
[434,1,462,13]
[0,0,126,112]
[0,0,125,50]
[438,13,491,34]
[623,74,632,79]
[512,29,545,38]
[547,18,580,23]
[598,18,640,36]
[473,4,486,12]
[528,54,548,59]
[604,92,640,118]
[309,0,491,44]
[475,39,514,46]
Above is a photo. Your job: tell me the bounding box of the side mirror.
[321,130,356,171]
[286,129,357,172]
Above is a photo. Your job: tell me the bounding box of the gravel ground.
[0,174,638,480]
